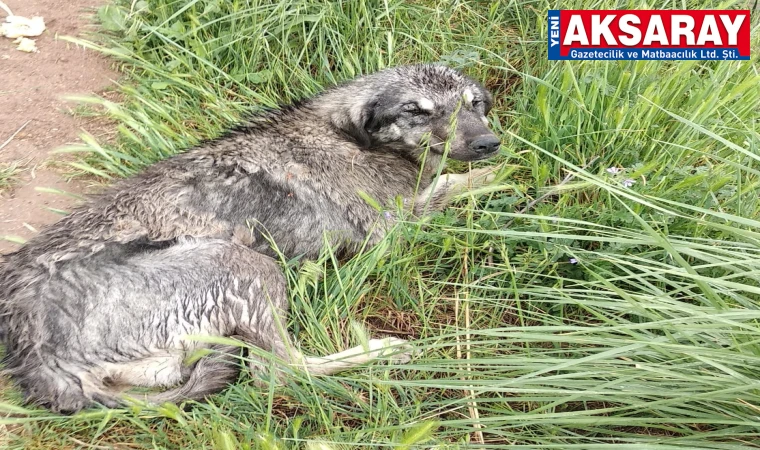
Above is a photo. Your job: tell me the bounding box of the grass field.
[2,0,760,448]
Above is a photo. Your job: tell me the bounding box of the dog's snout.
[469,135,500,154]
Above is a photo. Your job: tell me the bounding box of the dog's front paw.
[367,337,415,364]
[466,166,499,186]
[440,166,499,192]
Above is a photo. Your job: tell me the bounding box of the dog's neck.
[239,100,444,184]
[374,143,446,183]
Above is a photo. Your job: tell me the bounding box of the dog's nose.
[469,135,501,154]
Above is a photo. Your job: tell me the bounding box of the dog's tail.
[140,344,242,406]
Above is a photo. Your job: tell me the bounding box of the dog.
[0,64,500,413]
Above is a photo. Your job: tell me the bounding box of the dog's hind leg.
[12,359,123,414]
[124,240,410,404]
[244,305,413,378]
[77,238,412,406]
[139,344,242,405]
[119,239,295,405]
[286,337,413,376]
[7,238,290,411]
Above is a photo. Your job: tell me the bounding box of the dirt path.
[0,0,116,254]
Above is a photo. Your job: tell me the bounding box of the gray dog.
[0,64,500,413]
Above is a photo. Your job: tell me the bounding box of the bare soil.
[0,0,116,254]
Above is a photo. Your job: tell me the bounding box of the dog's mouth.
[476,146,501,158]
[460,151,499,162]
[455,144,501,161]
[422,136,500,161]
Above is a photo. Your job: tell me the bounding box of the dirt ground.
[0,0,116,254]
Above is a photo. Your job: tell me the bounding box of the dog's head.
[325,64,500,162]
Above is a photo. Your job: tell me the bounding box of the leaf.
[165,59,182,71]
[398,420,439,449]
[98,5,127,32]
[2,235,26,244]
[151,82,169,90]
[202,2,221,16]
[154,403,187,426]
[212,429,240,450]
[230,72,246,83]
[162,21,186,40]
[134,1,150,13]
[357,190,383,211]
[253,432,285,450]
[247,70,272,84]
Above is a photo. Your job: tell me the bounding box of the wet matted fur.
[0,64,501,413]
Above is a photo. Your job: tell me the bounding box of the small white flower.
[606,167,622,175]
[621,179,636,188]
[383,211,393,220]
[569,258,578,264]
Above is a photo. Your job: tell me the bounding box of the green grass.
[0,162,22,192]
[2,0,760,448]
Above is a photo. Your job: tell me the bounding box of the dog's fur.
[0,64,500,413]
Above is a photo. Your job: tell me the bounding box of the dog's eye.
[401,103,428,116]
[471,100,483,109]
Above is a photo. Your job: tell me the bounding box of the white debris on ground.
[0,1,45,53]
[2,15,45,38]
[13,36,37,52]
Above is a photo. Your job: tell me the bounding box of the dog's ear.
[482,88,494,115]
[331,100,377,148]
